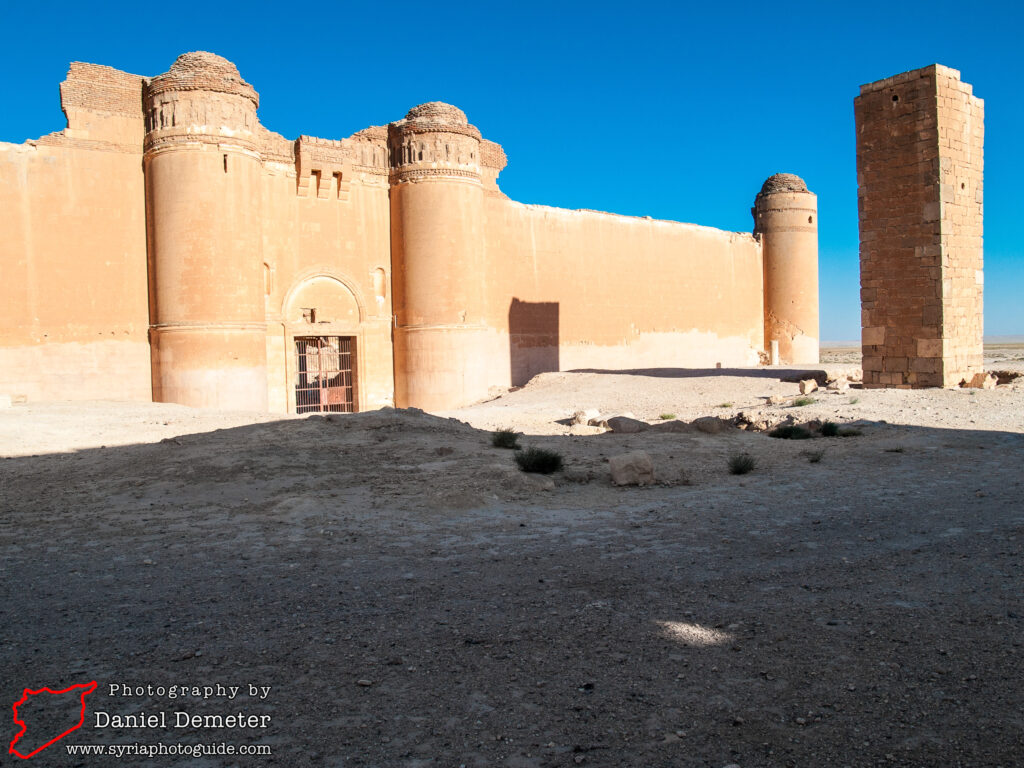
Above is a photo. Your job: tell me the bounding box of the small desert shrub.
[768,425,812,440]
[820,420,840,437]
[802,449,825,464]
[716,402,734,409]
[838,427,862,437]
[792,396,816,407]
[514,447,564,474]
[659,413,677,421]
[728,453,756,475]
[491,428,520,449]
[849,397,860,404]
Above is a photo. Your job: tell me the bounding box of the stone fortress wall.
[0,52,821,412]
[0,63,151,402]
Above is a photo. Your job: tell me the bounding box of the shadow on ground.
[569,366,838,381]
[0,410,1021,766]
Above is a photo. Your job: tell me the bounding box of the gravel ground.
[1,351,1022,767]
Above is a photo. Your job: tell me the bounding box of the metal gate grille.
[294,336,355,413]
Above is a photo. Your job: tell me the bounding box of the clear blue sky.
[2,1,1020,341]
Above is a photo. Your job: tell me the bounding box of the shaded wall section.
[0,64,150,402]
[508,299,560,386]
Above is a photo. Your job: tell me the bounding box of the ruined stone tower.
[144,52,268,409]
[754,174,819,365]
[855,65,984,388]
[388,103,489,410]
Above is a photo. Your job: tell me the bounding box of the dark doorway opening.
[508,299,560,387]
[294,336,356,413]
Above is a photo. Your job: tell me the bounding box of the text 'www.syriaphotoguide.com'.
[65,742,272,758]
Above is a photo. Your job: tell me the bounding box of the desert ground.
[1,347,1022,767]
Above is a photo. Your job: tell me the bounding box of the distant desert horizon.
[822,335,1024,348]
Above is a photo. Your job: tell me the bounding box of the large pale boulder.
[649,419,693,433]
[605,416,649,434]
[609,451,655,486]
[798,379,818,395]
[826,377,850,392]
[691,416,732,435]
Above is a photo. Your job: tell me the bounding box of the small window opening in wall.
[334,172,343,198]
[892,94,900,103]
[223,154,228,173]
[302,308,317,324]
[808,215,814,224]
[961,182,966,190]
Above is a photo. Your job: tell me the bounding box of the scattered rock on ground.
[649,419,693,433]
[605,416,649,434]
[571,408,600,425]
[691,416,732,435]
[799,379,819,394]
[609,451,655,486]
[735,411,793,432]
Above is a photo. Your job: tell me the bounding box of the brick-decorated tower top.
[758,173,809,196]
[397,102,481,138]
[147,52,258,106]
[752,173,815,238]
[144,52,260,154]
[388,102,483,183]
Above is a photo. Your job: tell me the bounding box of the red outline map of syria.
[9,681,98,759]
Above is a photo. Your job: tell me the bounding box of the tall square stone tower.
[855,64,984,388]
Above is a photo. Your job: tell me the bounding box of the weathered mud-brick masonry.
[0,54,981,412]
[0,51,819,412]
[856,64,984,388]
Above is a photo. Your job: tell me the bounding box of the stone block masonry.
[856,64,984,388]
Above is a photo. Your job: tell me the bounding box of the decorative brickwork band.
[388,102,482,185]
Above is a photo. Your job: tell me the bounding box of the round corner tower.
[388,102,489,410]
[144,51,267,410]
[754,173,819,365]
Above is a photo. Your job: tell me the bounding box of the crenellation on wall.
[292,129,393,197]
[295,135,351,200]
